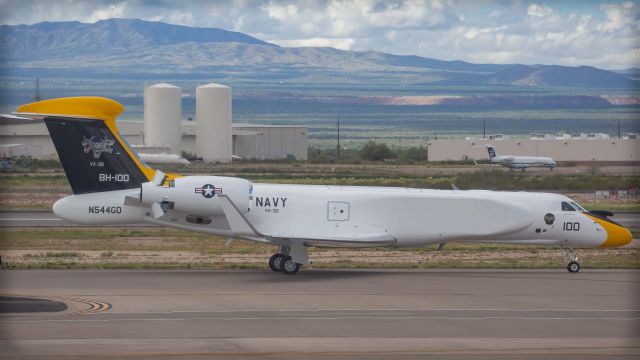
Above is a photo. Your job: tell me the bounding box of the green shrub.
[398,146,428,162]
[359,141,395,161]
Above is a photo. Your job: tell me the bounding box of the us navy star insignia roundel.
[544,213,555,225]
[194,184,222,198]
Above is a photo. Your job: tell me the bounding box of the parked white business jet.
[487,145,557,170]
[12,97,631,274]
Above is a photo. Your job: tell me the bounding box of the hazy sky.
[1,0,638,69]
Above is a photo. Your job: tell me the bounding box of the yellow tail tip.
[17,97,124,123]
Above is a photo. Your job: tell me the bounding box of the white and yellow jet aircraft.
[487,145,557,170]
[12,97,632,274]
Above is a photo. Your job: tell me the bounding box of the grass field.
[0,228,637,270]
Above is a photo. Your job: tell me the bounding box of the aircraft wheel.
[269,254,285,272]
[281,257,300,275]
[567,261,580,273]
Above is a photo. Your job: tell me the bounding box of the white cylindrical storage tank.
[196,83,232,163]
[144,83,182,154]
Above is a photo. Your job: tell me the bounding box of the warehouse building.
[0,82,308,162]
[0,120,308,161]
[427,138,640,162]
[0,143,43,158]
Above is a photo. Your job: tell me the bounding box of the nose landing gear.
[561,246,580,273]
[567,261,580,273]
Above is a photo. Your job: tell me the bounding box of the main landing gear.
[268,254,300,275]
[268,253,286,272]
[561,246,580,273]
[268,246,304,275]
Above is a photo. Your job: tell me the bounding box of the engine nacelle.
[141,176,252,216]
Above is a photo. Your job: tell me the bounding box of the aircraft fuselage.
[53,183,619,249]
[492,155,557,169]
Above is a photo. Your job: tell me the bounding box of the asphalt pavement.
[0,269,638,359]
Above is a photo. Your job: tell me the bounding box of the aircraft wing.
[218,195,396,248]
[270,234,397,248]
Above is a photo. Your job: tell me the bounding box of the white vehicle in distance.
[486,145,557,170]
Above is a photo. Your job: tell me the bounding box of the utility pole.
[337,116,341,161]
[33,77,40,101]
[618,120,621,139]
[483,119,486,139]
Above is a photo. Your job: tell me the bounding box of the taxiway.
[0,269,638,359]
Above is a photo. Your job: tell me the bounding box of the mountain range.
[0,18,636,88]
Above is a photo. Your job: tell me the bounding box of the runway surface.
[1,211,638,229]
[0,269,638,359]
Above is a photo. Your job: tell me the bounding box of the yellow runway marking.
[67,297,112,314]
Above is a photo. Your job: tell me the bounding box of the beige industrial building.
[1,78,634,164]
[0,120,308,161]
[0,143,43,158]
[428,139,640,162]
[0,82,308,162]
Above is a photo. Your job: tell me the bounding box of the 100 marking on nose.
[563,222,580,231]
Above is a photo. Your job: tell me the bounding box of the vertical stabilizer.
[17,97,157,194]
[487,145,497,159]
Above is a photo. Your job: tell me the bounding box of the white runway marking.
[3,308,638,323]
[2,316,638,323]
[313,308,640,312]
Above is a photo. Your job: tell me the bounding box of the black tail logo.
[82,136,117,159]
[45,117,149,194]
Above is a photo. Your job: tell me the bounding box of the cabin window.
[561,201,576,211]
[570,201,586,212]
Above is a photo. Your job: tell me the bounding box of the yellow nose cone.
[585,214,633,248]
[602,226,633,248]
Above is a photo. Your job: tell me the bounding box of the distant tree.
[399,146,428,163]
[359,141,394,161]
[308,148,337,163]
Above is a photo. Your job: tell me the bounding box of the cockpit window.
[562,201,576,211]
[570,201,586,212]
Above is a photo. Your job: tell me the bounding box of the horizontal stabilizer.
[152,170,167,186]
